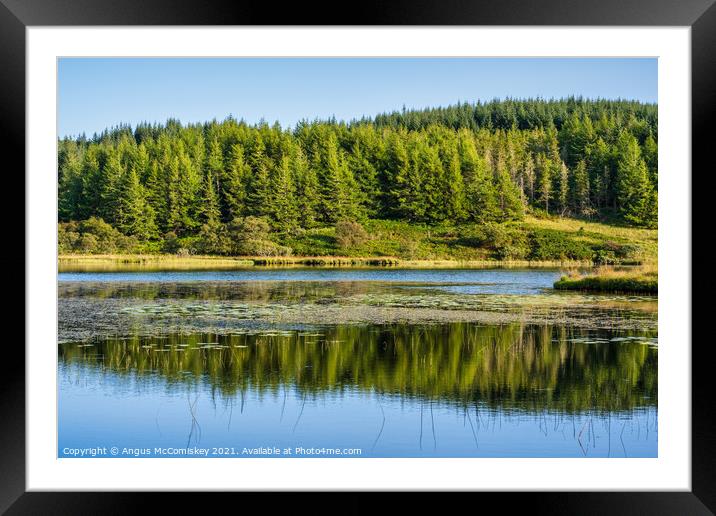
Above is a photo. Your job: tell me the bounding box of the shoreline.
[554,267,658,295]
[58,253,604,272]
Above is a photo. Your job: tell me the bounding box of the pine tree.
[177,148,201,233]
[440,142,466,221]
[293,148,319,228]
[58,150,84,221]
[463,148,499,223]
[555,161,569,216]
[643,132,658,188]
[99,150,124,224]
[536,153,552,213]
[346,139,380,217]
[268,156,299,231]
[384,133,411,217]
[81,147,109,220]
[616,132,653,226]
[223,143,250,221]
[57,99,659,247]
[165,156,182,233]
[319,134,362,222]
[200,170,221,227]
[115,166,155,239]
[571,159,591,216]
[494,156,524,221]
[246,158,271,216]
[523,154,536,203]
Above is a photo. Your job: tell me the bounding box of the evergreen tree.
[246,148,271,216]
[293,148,319,228]
[57,98,659,245]
[200,170,221,227]
[616,132,653,226]
[115,166,155,239]
[58,150,84,221]
[642,132,658,188]
[99,150,124,224]
[536,153,552,213]
[442,145,466,221]
[464,151,499,222]
[223,144,250,221]
[571,159,591,216]
[522,154,536,203]
[494,156,524,221]
[268,156,299,231]
[384,132,411,217]
[555,161,570,215]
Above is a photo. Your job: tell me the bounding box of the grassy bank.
[59,214,657,269]
[280,216,657,265]
[59,254,254,271]
[554,266,658,294]
[59,253,597,272]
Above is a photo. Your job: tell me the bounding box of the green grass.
[59,214,658,270]
[554,266,658,294]
[282,216,657,264]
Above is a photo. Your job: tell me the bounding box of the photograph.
[56,56,659,459]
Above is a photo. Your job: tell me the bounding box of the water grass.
[554,265,658,294]
[59,253,598,272]
[59,254,255,271]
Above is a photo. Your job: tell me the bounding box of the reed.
[554,264,658,294]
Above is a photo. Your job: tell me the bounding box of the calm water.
[58,269,657,458]
[58,268,563,295]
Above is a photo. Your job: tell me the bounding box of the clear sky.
[58,57,657,138]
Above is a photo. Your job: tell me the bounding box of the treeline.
[60,324,657,413]
[58,98,658,253]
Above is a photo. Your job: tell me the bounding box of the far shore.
[58,253,602,272]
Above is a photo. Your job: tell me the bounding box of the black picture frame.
[2,0,713,513]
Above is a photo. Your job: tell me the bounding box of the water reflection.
[58,323,657,457]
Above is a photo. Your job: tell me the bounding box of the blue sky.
[58,57,657,138]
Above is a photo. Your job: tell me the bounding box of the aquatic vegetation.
[57,278,657,343]
[57,269,658,458]
[554,265,658,294]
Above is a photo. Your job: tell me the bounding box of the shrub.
[77,233,100,253]
[235,239,292,257]
[592,241,642,265]
[602,241,640,259]
[335,220,369,249]
[225,216,292,256]
[58,228,81,253]
[592,248,617,265]
[230,216,271,239]
[530,208,556,220]
[58,217,139,254]
[162,232,181,253]
[483,223,529,260]
[527,229,593,261]
[193,224,232,255]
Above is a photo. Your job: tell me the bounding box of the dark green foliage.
[58,98,658,253]
[58,217,139,254]
[592,241,642,265]
[226,216,292,256]
[335,220,369,250]
[472,223,530,260]
[554,275,657,294]
[527,229,594,261]
[616,132,657,228]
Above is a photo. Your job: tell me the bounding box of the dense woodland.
[58,98,658,256]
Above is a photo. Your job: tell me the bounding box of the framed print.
[3,0,714,512]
